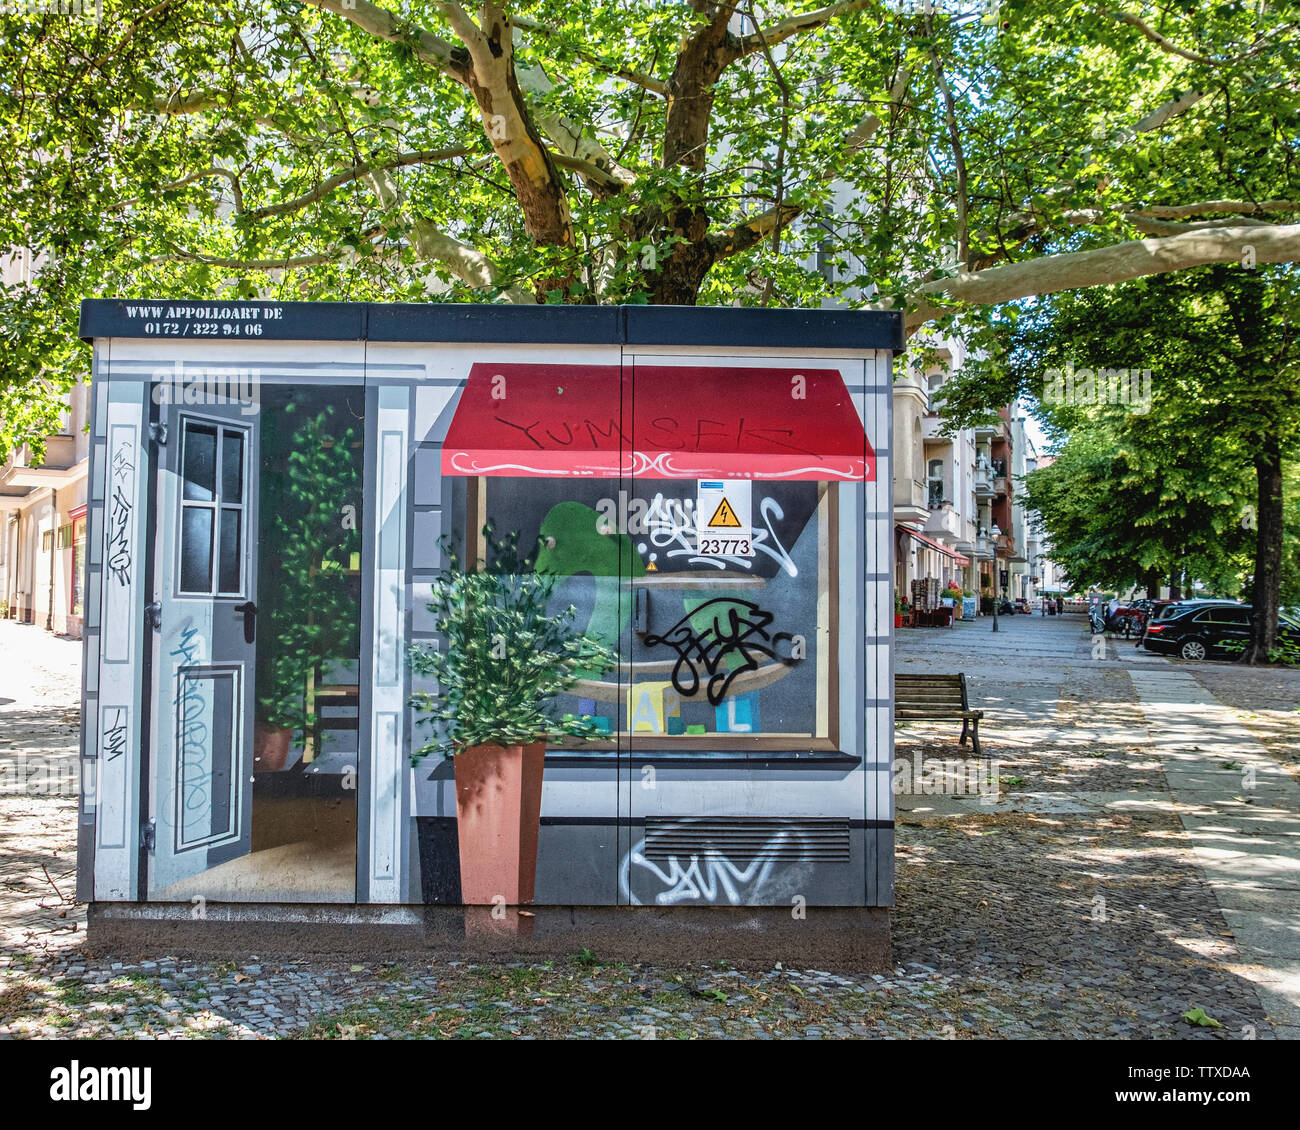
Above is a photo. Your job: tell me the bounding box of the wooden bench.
[895,673,983,757]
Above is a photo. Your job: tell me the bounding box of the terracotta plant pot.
[254,723,293,772]
[453,741,546,905]
[894,613,904,628]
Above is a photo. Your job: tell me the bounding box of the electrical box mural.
[77,301,900,921]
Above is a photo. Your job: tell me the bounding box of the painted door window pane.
[178,417,248,596]
[218,508,242,593]
[180,507,214,591]
[221,429,244,499]
[70,517,85,617]
[182,424,218,501]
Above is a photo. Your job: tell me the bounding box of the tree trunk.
[1241,434,1284,664]
[1143,567,1160,600]
[1168,569,1181,601]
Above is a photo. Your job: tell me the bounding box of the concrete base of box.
[87,903,891,972]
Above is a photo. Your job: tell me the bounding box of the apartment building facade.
[892,343,1045,611]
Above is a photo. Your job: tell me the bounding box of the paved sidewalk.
[1126,665,1300,1038]
[898,611,1299,1038]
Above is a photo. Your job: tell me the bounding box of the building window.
[927,459,945,508]
[41,529,53,551]
[70,517,86,618]
[56,522,74,549]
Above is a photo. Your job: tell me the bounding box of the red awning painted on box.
[441,363,874,481]
[898,526,971,567]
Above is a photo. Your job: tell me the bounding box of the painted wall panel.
[80,310,899,911]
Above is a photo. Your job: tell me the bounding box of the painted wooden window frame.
[466,474,842,752]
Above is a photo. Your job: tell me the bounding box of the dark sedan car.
[1141,603,1300,660]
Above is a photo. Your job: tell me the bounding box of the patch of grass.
[297,995,428,1040]
[56,982,88,1006]
[505,965,544,989]
[574,948,598,967]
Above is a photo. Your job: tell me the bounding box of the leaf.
[1181,1008,1222,1028]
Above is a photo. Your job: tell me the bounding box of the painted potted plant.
[254,405,362,770]
[409,531,616,905]
[894,592,905,629]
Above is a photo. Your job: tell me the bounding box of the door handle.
[234,601,258,645]
[144,601,162,631]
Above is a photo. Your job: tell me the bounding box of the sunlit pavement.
[897,611,1300,1038]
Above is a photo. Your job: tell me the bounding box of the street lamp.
[991,524,1001,632]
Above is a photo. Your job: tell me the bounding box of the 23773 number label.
[697,537,752,557]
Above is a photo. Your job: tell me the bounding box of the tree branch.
[731,0,874,57]
[409,217,531,302]
[902,222,1300,333]
[511,15,669,94]
[303,0,468,81]
[113,166,244,213]
[1128,199,1300,220]
[245,147,472,220]
[708,110,881,259]
[926,13,968,266]
[157,231,385,270]
[1111,10,1295,67]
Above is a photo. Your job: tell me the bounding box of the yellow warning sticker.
[707,497,743,528]
[695,479,753,557]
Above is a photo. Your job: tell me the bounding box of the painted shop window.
[467,476,837,749]
[177,417,249,596]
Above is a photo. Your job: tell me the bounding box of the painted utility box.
[76,300,900,959]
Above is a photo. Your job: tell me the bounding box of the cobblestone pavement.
[2,616,1297,1039]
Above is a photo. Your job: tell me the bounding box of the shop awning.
[898,526,971,566]
[442,363,874,480]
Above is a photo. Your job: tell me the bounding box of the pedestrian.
[1056,596,1064,616]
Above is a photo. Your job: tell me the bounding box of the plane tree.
[2,0,1299,456]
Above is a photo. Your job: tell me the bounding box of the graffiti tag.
[107,442,135,587]
[618,831,811,906]
[599,490,799,576]
[102,708,128,764]
[171,624,211,827]
[643,598,795,706]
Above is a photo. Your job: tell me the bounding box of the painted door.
[147,401,258,896]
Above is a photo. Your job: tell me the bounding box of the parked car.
[1136,598,1239,645]
[1141,603,1300,660]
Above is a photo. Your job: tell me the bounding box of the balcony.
[995,533,1015,558]
[974,535,994,560]
[921,415,951,442]
[974,465,994,498]
[0,434,84,496]
[924,503,961,540]
[894,477,930,526]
